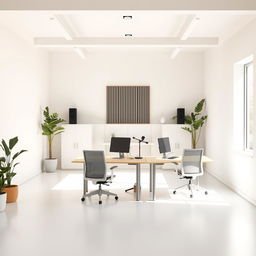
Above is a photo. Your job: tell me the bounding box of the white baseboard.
[207,170,256,206]
[19,170,42,185]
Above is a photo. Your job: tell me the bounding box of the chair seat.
[96,175,112,184]
[183,176,193,179]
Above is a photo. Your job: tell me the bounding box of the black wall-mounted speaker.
[69,108,77,124]
[177,108,185,124]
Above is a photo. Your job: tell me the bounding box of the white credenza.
[61,124,93,169]
[61,124,191,169]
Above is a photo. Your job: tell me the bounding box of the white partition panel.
[161,124,191,169]
[60,124,190,170]
[161,124,191,155]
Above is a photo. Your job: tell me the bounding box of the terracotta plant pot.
[3,185,18,203]
[0,192,7,211]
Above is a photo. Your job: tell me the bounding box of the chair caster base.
[81,197,85,202]
[205,191,208,195]
[173,190,176,194]
[115,196,119,200]
[190,194,193,198]
[99,200,102,205]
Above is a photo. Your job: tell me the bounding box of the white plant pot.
[44,158,58,173]
[160,117,166,124]
[0,192,7,212]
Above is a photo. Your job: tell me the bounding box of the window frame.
[243,61,254,152]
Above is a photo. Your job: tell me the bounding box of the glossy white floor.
[0,168,256,256]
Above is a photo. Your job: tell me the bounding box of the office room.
[0,1,256,256]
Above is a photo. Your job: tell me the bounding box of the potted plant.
[41,107,65,172]
[0,136,27,203]
[0,165,7,211]
[182,99,208,148]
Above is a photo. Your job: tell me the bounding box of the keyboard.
[168,156,178,159]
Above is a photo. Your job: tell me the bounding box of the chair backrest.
[181,149,203,177]
[83,150,107,180]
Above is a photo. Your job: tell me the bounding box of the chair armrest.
[109,166,118,180]
[177,169,182,176]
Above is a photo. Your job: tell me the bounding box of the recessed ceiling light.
[125,34,133,37]
[123,15,132,20]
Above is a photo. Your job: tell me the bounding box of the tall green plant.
[0,137,27,187]
[41,107,65,159]
[182,99,207,148]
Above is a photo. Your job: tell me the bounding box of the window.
[244,62,254,151]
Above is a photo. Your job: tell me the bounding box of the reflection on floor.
[0,168,256,256]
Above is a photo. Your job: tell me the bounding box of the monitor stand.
[112,152,125,159]
[162,153,167,159]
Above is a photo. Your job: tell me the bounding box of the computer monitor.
[110,137,131,158]
[158,137,171,158]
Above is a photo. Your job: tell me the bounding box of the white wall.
[50,49,204,123]
[0,24,49,184]
[204,19,256,205]
[49,49,204,162]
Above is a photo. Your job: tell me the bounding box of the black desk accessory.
[133,136,149,159]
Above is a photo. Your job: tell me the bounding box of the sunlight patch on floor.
[51,171,228,206]
[52,172,169,190]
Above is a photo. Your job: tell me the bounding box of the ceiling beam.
[34,37,219,48]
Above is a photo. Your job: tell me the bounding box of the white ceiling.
[0,11,255,51]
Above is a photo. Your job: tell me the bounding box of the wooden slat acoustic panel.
[107,86,150,123]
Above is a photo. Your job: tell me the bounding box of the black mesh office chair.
[81,150,119,204]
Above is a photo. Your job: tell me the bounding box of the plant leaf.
[9,137,18,150]
[1,139,10,156]
[195,99,205,113]
[193,119,204,130]
[182,127,192,133]
[191,112,196,121]
[12,150,27,161]
[184,115,192,124]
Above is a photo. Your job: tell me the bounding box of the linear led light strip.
[73,47,86,59]
[170,48,181,59]
[53,15,86,59]
[180,16,200,40]
[171,15,200,59]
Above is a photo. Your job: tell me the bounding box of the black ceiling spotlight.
[123,15,133,20]
[125,34,133,37]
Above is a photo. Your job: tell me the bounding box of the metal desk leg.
[149,164,153,192]
[136,164,141,201]
[83,163,88,196]
[152,164,156,201]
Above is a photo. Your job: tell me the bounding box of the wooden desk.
[72,156,212,201]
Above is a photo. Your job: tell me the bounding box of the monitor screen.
[110,137,131,153]
[158,137,171,154]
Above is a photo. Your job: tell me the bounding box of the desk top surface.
[72,156,212,164]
